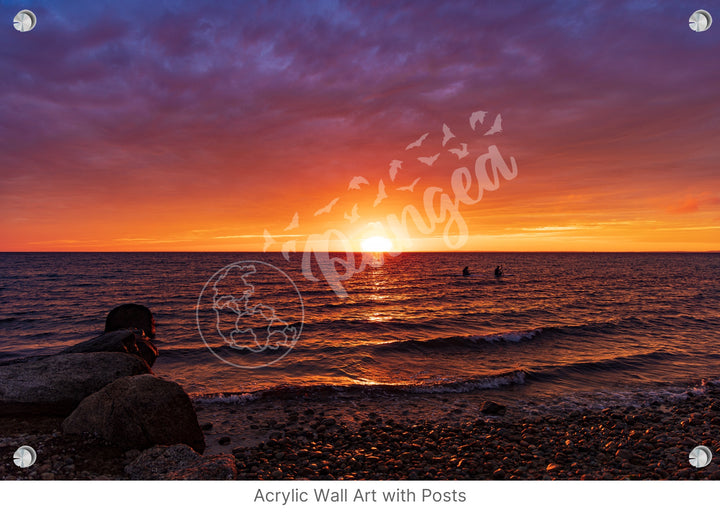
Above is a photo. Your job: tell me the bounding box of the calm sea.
[1,252,719,406]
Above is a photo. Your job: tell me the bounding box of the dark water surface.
[1,252,718,405]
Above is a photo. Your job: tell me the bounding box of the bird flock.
[264,109,504,256]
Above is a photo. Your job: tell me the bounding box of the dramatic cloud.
[1,0,718,250]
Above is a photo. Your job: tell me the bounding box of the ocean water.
[1,252,719,404]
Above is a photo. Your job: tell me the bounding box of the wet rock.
[62,374,205,453]
[61,329,158,367]
[676,468,693,479]
[0,352,151,416]
[492,468,506,479]
[105,303,156,339]
[480,401,507,416]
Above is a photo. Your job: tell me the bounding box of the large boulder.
[62,374,205,453]
[105,304,156,339]
[124,444,236,480]
[61,329,158,367]
[0,352,151,416]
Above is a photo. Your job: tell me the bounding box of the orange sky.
[2,2,719,252]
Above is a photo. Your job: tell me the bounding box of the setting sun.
[361,236,393,253]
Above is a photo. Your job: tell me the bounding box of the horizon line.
[1,250,718,254]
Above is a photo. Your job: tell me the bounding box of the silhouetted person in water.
[494,265,503,278]
[462,266,470,277]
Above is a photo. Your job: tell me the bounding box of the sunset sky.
[1,0,719,252]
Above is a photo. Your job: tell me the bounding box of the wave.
[190,369,528,402]
[160,343,292,359]
[358,330,544,356]
[186,348,688,401]
[312,313,694,354]
[0,351,27,363]
[523,377,720,415]
[214,311,714,348]
[157,328,544,360]
[525,350,684,383]
[159,313,701,359]
[470,329,540,343]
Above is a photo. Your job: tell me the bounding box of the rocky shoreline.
[2,304,719,480]
[3,381,720,480]
[1,304,235,479]
[215,382,720,480]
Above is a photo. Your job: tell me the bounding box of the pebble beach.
[3,379,719,480]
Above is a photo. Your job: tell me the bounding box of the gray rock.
[62,374,205,453]
[105,304,156,339]
[61,329,158,367]
[124,444,236,480]
[0,352,151,416]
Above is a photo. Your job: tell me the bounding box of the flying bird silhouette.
[284,212,299,231]
[373,180,387,207]
[397,177,421,192]
[441,124,455,147]
[484,114,502,136]
[469,110,487,130]
[388,160,402,182]
[281,240,296,261]
[405,132,429,150]
[263,229,275,252]
[314,197,340,216]
[418,153,440,166]
[449,143,469,159]
[344,203,360,223]
[348,176,370,190]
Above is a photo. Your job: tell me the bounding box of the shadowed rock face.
[60,329,158,367]
[0,352,152,416]
[62,374,206,454]
[104,304,156,339]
